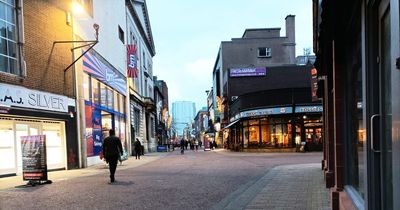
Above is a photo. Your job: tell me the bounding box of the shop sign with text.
[230,67,266,77]
[0,83,69,113]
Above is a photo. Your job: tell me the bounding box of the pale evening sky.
[146,0,313,112]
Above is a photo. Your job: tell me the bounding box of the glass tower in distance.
[172,101,196,136]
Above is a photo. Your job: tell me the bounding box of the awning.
[223,119,240,129]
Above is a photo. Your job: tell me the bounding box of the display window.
[0,118,66,176]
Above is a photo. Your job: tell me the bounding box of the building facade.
[0,0,79,176]
[211,15,322,151]
[193,108,208,146]
[126,0,156,153]
[154,77,168,145]
[226,65,322,152]
[171,101,196,138]
[314,0,400,209]
[72,0,128,167]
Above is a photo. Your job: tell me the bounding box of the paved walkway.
[212,163,330,210]
[0,152,168,190]
[0,150,330,210]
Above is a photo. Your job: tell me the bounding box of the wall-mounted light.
[303,115,307,119]
[72,1,84,15]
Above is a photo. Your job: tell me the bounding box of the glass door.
[378,1,392,208]
[369,0,393,208]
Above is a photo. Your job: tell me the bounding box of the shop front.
[82,50,127,166]
[0,83,77,177]
[225,105,322,152]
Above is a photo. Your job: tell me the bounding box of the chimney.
[285,15,295,43]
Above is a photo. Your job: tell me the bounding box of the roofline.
[127,0,156,56]
[241,28,281,38]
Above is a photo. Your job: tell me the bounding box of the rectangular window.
[107,88,113,110]
[100,83,107,107]
[150,117,154,138]
[0,0,18,75]
[114,92,119,113]
[134,109,140,135]
[258,47,272,58]
[118,26,124,44]
[91,78,100,104]
[83,73,90,101]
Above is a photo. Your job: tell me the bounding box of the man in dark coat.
[102,129,123,184]
[134,138,142,160]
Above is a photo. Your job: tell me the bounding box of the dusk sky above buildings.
[147,0,313,112]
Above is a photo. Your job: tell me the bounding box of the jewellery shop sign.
[0,83,68,113]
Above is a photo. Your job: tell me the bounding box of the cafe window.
[261,124,271,146]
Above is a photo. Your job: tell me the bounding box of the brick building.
[0,0,78,177]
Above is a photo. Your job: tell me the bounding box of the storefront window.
[0,120,15,173]
[120,95,125,114]
[243,126,249,148]
[249,124,259,147]
[120,118,126,149]
[114,92,119,113]
[43,122,64,168]
[107,88,113,110]
[261,124,271,146]
[92,78,100,105]
[83,73,90,101]
[100,83,107,107]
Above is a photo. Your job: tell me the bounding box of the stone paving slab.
[212,163,330,210]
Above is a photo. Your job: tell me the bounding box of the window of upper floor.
[258,47,272,58]
[118,25,124,44]
[0,0,20,76]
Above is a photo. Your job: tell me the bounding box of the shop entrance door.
[368,0,393,208]
[15,123,41,174]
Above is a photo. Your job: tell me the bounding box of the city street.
[0,150,329,210]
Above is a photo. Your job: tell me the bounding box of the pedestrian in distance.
[102,129,123,184]
[194,139,199,151]
[180,138,185,155]
[134,138,142,160]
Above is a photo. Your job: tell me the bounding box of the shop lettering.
[28,93,66,111]
[94,141,102,146]
[299,107,323,112]
[0,95,23,104]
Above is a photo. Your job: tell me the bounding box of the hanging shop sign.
[311,68,319,101]
[21,135,48,181]
[0,83,69,113]
[230,67,266,77]
[82,49,127,96]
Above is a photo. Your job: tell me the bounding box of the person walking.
[180,138,185,154]
[134,138,142,159]
[102,129,123,184]
[194,139,199,151]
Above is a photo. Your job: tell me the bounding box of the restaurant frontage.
[225,105,322,152]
